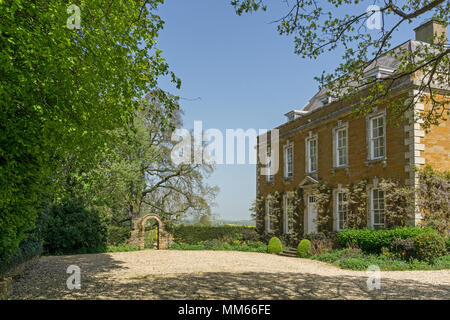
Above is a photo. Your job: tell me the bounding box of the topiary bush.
[268,237,283,253]
[297,239,312,258]
[414,232,446,262]
[337,227,435,253]
[41,199,107,255]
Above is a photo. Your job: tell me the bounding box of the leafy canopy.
[232,0,450,129]
[0,0,179,258]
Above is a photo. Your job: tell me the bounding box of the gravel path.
[11,250,450,300]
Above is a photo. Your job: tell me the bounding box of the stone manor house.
[256,20,450,236]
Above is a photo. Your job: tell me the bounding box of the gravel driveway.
[10,250,450,300]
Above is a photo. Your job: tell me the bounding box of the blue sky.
[156,0,426,221]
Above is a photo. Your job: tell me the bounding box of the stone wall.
[128,214,173,250]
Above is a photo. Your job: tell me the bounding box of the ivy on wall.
[313,182,333,232]
[379,179,414,228]
[292,187,305,239]
[254,166,449,240]
[345,179,368,229]
[417,166,450,237]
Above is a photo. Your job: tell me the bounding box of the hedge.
[173,225,257,244]
[337,227,436,253]
[0,236,42,278]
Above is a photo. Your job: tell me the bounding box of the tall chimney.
[414,19,447,44]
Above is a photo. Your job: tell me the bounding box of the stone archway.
[128,214,173,250]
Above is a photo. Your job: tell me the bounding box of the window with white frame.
[266,157,274,182]
[285,145,293,178]
[336,192,348,231]
[336,127,348,167]
[265,199,273,232]
[265,149,273,182]
[283,195,293,234]
[306,137,318,173]
[371,189,385,229]
[369,115,385,159]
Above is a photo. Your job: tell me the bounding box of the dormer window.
[320,96,331,107]
[284,110,309,122]
[364,66,395,83]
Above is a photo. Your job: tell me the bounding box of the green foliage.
[0,0,179,260]
[378,179,414,228]
[297,239,312,258]
[251,196,266,234]
[232,1,450,129]
[105,244,140,253]
[41,199,107,255]
[241,228,260,242]
[337,227,435,254]
[414,232,446,262]
[338,257,372,270]
[313,249,450,271]
[144,229,158,249]
[0,236,42,277]
[203,239,223,250]
[173,225,256,244]
[432,255,450,269]
[267,237,282,253]
[417,166,450,237]
[305,232,338,255]
[344,180,368,229]
[169,241,267,253]
[446,238,450,253]
[312,183,333,231]
[390,238,416,261]
[107,226,131,246]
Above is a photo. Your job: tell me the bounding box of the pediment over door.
[298,175,319,188]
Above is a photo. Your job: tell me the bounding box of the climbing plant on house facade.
[312,182,333,232]
[417,166,450,237]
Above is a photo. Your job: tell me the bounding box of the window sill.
[365,157,387,168]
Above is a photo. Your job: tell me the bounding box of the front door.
[307,195,318,234]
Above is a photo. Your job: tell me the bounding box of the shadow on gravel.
[11,253,450,300]
[11,253,128,300]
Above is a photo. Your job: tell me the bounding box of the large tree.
[61,92,218,230]
[0,0,179,257]
[232,0,450,129]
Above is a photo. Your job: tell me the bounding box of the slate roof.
[300,40,428,113]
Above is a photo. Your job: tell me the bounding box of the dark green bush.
[337,227,434,253]
[241,228,260,242]
[107,225,131,245]
[445,238,450,253]
[173,225,255,244]
[297,239,312,258]
[305,232,338,255]
[390,238,416,260]
[41,199,107,254]
[268,237,283,253]
[0,235,42,277]
[414,232,446,262]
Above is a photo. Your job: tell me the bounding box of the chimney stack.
[414,19,447,44]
